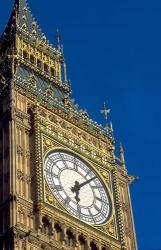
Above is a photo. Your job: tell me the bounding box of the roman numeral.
[91,185,103,189]
[52,173,59,178]
[95,197,107,204]
[45,170,59,178]
[77,205,81,216]
[93,204,100,212]
[85,169,92,178]
[55,185,63,191]
[64,197,71,205]
[59,153,68,169]
[95,196,102,202]
[88,209,96,224]
[48,157,56,165]
[73,158,78,171]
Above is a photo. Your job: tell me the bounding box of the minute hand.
[79,176,97,189]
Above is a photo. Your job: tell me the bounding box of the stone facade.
[0,0,137,249]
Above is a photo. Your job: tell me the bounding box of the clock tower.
[0,0,138,249]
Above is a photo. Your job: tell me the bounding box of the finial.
[55,30,68,82]
[56,29,61,52]
[119,143,127,169]
[100,102,110,128]
[63,61,67,82]
[61,44,64,54]
[110,121,113,132]
[119,142,124,152]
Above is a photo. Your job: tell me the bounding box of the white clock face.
[44,151,111,225]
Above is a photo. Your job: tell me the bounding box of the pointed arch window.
[51,67,56,77]
[66,229,75,247]
[78,234,87,250]
[90,241,98,250]
[55,222,63,241]
[42,216,52,235]
[44,63,49,74]
[23,51,28,61]
[37,59,42,69]
[30,55,35,64]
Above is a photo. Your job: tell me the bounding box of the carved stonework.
[28,74,37,88]
[26,175,32,184]
[17,169,25,181]
[0,0,137,249]
[16,145,24,155]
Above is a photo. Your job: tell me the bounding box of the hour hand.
[74,190,80,203]
[71,181,80,203]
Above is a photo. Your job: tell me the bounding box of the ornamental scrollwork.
[17,170,25,181]
[16,145,24,155]
[17,169,32,184]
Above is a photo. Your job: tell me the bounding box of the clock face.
[44,151,112,225]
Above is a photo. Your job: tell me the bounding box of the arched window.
[44,64,49,74]
[42,216,52,235]
[55,222,62,241]
[66,229,75,247]
[23,51,28,60]
[37,59,42,69]
[90,241,98,250]
[51,67,56,77]
[30,55,35,64]
[78,234,87,250]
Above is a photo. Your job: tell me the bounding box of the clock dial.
[44,151,112,225]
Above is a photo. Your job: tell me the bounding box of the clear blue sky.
[1,0,161,249]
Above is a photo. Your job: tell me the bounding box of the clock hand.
[71,181,80,203]
[78,176,97,189]
[75,190,80,204]
[71,176,97,203]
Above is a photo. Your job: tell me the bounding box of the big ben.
[0,0,138,249]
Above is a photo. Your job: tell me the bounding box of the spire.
[16,0,47,41]
[119,143,126,169]
[56,29,62,52]
[100,102,110,128]
[0,0,50,47]
[63,61,67,82]
[0,1,17,43]
[110,121,113,132]
[0,0,71,103]
[55,30,68,83]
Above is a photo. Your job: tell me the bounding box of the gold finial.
[100,102,110,127]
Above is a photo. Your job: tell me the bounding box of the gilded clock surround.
[41,125,116,235]
[43,147,113,226]
[0,0,137,249]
